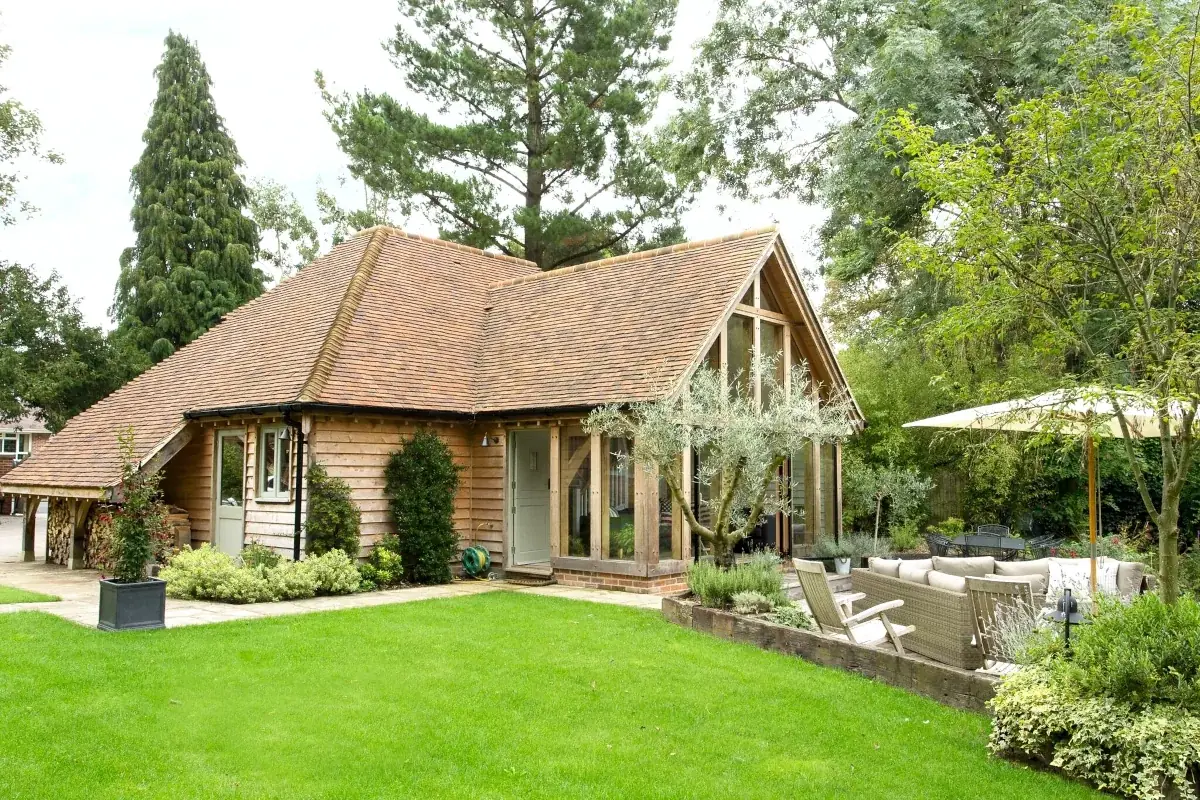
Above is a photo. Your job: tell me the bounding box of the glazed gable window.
[257,426,292,501]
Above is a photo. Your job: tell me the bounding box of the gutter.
[182,401,603,422]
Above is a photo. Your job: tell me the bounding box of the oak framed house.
[0,226,861,593]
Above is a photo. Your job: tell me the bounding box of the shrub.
[240,541,281,569]
[305,463,361,557]
[926,517,966,538]
[162,545,359,604]
[359,535,403,589]
[385,429,462,584]
[687,553,786,609]
[305,549,361,596]
[732,590,775,615]
[1054,594,1200,711]
[888,518,921,552]
[812,536,854,559]
[110,428,169,582]
[162,545,239,599]
[990,667,1200,800]
[769,604,814,630]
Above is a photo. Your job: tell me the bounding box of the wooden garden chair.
[792,559,915,652]
[965,576,1037,676]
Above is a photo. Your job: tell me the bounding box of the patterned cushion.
[927,570,968,593]
[869,558,902,578]
[1047,558,1096,602]
[932,556,996,577]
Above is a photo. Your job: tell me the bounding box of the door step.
[505,563,555,586]
[506,575,557,588]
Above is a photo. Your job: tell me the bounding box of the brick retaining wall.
[555,568,689,594]
[661,597,998,714]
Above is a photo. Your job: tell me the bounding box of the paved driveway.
[0,509,46,561]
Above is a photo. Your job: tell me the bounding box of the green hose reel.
[461,545,491,578]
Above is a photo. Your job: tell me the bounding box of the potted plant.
[813,536,857,575]
[98,429,168,631]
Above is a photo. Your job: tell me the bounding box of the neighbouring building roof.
[0,412,51,435]
[2,225,853,492]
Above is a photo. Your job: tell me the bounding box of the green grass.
[0,584,58,604]
[0,592,1097,800]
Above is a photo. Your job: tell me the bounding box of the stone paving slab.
[0,556,668,629]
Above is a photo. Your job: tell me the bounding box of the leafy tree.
[0,32,62,226]
[248,178,319,281]
[841,451,932,550]
[0,262,145,430]
[586,364,852,567]
[320,0,693,269]
[886,5,1200,602]
[112,31,262,363]
[304,463,362,557]
[384,430,462,584]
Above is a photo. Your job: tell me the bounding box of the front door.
[214,430,246,556]
[510,429,551,565]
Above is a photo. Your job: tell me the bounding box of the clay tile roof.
[2,225,841,493]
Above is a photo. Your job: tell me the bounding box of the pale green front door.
[214,430,246,556]
[511,430,551,565]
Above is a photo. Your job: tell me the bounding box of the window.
[760,321,785,407]
[257,426,292,500]
[789,444,811,549]
[726,314,754,398]
[561,426,592,557]
[0,432,31,461]
[658,470,681,560]
[604,436,636,560]
[821,444,838,538]
[760,276,783,313]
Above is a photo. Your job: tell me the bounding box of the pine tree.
[113,32,262,362]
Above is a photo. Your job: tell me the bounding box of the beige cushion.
[932,556,996,577]
[1116,561,1146,599]
[927,570,967,593]
[869,557,902,578]
[986,573,1047,595]
[898,561,931,584]
[1048,558,1095,601]
[994,558,1050,578]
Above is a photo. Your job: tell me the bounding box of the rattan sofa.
[850,569,991,669]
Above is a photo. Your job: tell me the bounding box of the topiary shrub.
[385,429,462,585]
[304,462,361,557]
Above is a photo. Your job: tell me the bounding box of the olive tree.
[586,362,853,567]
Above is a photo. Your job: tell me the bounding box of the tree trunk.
[522,0,545,268]
[713,537,735,569]
[874,494,883,553]
[1159,493,1181,605]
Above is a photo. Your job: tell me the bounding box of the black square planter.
[98,577,166,631]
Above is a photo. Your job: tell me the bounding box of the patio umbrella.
[902,388,1175,591]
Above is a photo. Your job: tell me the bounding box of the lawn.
[0,592,1097,800]
[0,584,58,604]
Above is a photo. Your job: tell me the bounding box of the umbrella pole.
[1088,436,1098,592]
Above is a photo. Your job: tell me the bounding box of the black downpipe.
[285,414,305,561]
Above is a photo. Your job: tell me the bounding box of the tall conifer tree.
[113,32,262,362]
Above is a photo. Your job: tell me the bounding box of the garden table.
[950,534,1029,560]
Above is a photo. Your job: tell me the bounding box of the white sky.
[1,0,829,329]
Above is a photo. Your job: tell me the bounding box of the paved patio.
[0,512,662,628]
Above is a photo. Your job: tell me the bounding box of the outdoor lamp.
[1053,588,1085,648]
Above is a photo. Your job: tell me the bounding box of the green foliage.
[248,178,319,281]
[731,590,776,615]
[841,450,932,537]
[811,535,854,559]
[1181,550,1200,600]
[888,519,921,552]
[1052,595,1200,711]
[239,541,281,570]
[0,36,62,226]
[358,534,404,589]
[162,544,361,604]
[767,603,815,631]
[304,462,362,557]
[926,518,966,538]
[384,429,462,585]
[887,6,1200,601]
[113,31,263,363]
[0,262,146,430]
[587,364,852,565]
[991,666,1200,800]
[110,428,168,582]
[687,552,786,609]
[319,0,693,270]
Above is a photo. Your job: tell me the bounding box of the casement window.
[257,426,292,501]
[0,433,31,461]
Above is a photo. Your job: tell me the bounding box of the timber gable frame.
[1,226,860,591]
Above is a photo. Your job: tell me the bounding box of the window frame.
[0,432,30,460]
[256,425,293,502]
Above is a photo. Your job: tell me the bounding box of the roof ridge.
[486,225,779,290]
[297,228,389,403]
[352,225,538,269]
